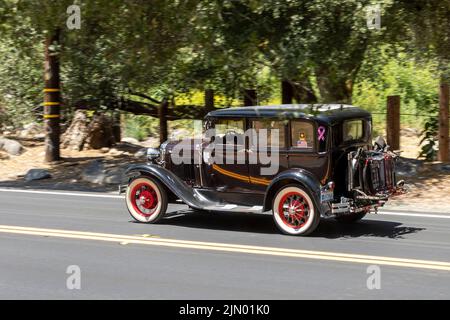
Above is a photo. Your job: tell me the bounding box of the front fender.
[125,164,214,210]
[263,168,323,213]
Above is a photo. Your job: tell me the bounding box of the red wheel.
[272,185,320,235]
[126,177,168,223]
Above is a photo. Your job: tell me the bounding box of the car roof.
[207,104,372,125]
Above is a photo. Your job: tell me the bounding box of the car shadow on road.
[159,210,279,234]
[312,219,425,239]
[159,210,425,239]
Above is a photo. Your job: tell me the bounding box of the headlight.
[146,148,160,161]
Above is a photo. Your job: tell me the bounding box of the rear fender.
[263,169,323,213]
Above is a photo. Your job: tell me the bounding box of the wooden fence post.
[243,89,257,106]
[386,95,400,151]
[439,83,449,162]
[205,89,214,113]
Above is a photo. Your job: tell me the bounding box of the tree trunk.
[282,79,317,104]
[293,80,317,104]
[43,29,61,162]
[315,66,353,104]
[243,89,258,106]
[205,89,215,113]
[158,101,168,145]
[281,80,294,104]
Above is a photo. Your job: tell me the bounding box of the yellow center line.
[0,224,449,271]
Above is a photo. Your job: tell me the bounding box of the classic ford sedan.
[122,104,405,236]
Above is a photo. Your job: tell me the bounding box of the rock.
[0,138,23,155]
[81,160,105,184]
[0,152,9,160]
[100,147,110,153]
[396,157,423,177]
[19,123,43,138]
[85,113,116,149]
[34,133,45,140]
[121,137,140,145]
[61,110,90,151]
[442,164,450,172]
[62,110,116,151]
[24,169,52,182]
[108,148,124,156]
[104,168,126,185]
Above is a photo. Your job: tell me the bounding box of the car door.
[202,118,252,193]
[247,118,289,192]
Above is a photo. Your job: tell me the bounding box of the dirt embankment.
[0,137,146,191]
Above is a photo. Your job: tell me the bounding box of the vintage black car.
[122,104,405,236]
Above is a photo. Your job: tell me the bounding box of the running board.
[203,204,264,213]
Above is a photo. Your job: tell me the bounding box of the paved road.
[0,188,449,299]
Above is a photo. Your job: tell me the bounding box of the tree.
[0,0,200,149]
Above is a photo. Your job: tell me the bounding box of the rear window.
[291,121,314,150]
[343,120,364,142]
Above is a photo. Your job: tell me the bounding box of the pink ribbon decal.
[318,126,326,141]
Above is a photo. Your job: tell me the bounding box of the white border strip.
[0,188,123,199]
[377,211,450,219]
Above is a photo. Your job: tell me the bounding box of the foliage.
[124,115,158,142]
[0,23,43,128]
[353,47,439,133]
[1,0,199,115]
[0,0,449,161]
[418,117,439,161]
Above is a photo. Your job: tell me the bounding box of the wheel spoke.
[277,190,311,230]
[130,182,159,217]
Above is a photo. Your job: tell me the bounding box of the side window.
[291,121,314,151]
[214,119,245,137]
[343,120,364,142]
[213,119,245,145]
[251,119,286,148]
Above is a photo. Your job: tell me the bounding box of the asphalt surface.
[0,188,449,299]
